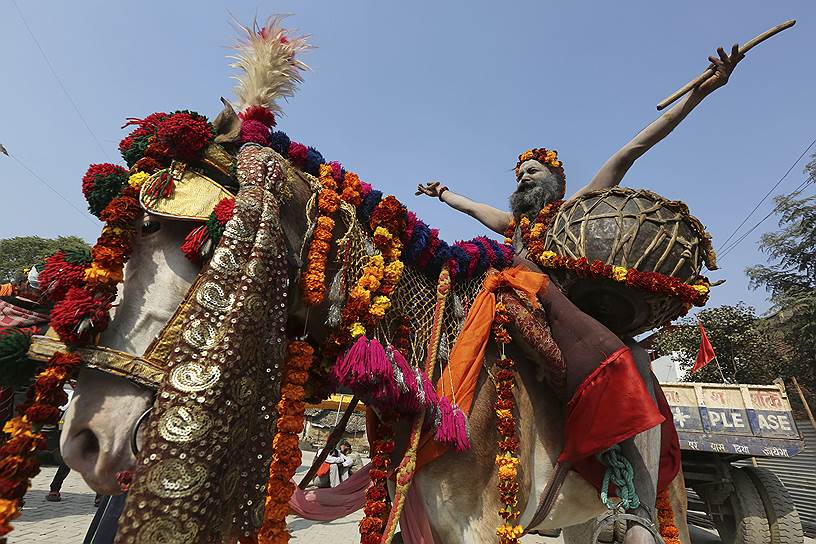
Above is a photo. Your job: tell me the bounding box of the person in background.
[324,447,353,487]
[339,440,362,475]
[44,382,102,506]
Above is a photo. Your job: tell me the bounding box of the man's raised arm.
[574,44,744,199]
[415,181,513,235]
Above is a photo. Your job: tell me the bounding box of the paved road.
[9,459,814,543]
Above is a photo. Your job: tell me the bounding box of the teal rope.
[597,445,640,510]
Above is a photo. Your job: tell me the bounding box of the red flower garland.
[359,423,394,544]
[258,340,314,544]
[492,301,523,543]
[506,200,709,308]
[0,351,81,536]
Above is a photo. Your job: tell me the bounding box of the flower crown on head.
[514,148,565,183]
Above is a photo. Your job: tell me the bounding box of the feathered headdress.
[229,16,311,116]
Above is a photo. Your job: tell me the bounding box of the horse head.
[60,142,320,494]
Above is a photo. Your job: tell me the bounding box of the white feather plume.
[229,16,310,114]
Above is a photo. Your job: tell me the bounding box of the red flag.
[692,318,716,373]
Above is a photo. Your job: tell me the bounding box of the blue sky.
[1,1,813,314]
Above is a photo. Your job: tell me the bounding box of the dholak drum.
[542,187,717,337]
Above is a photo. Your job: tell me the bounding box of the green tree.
[746,154,816,395]
[651,304,789,384]
[0,236,90,283]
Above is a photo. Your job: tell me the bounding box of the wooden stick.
[791,376,816,432]
[298,396,360,490]
[656,19,796,111]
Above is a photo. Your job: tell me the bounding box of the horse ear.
[213,98,242,144]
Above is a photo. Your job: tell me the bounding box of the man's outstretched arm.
[416,181,512,235]
[575,44,744,199]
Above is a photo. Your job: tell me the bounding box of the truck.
[663,380,806,544]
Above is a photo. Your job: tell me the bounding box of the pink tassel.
[419,371,439,408]
[363,339,390,385]
[450,403,471,451]
[392,348,421,412]
[371,345,398,405]
[434,397,471,451]
[333,336,368,387]
[435,396,455,444]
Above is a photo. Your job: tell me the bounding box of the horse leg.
[620,340,661,544]
[669,469,691,544]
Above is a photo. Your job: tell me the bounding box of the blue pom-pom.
[470,238,490,275]
[449,245,470,281]
[268,131,291,156]
[407,223,431,262]
[359,190,383,222]
[304,147,325,176]
[428,242,451,275]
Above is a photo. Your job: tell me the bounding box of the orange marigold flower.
[2,417,30,437]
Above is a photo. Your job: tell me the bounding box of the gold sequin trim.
[158,405,213,443]
[168,361,221,393]
[145,459,207,499]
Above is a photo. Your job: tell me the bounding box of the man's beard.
[509,179,561,220]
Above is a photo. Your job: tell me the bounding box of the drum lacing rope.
[597,444,640,511]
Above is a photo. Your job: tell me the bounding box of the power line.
[6,153,98,227]
[717,137,816,251]
[719,176,813,260]
[11,0,113,161]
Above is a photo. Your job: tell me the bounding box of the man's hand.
[696,44,744,95]
[415,181,448,199]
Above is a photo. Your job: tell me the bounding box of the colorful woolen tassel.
[435,396,471,451]
[391,348,420,413]
[333,335,368,386]
[450,403,471,451]
[180,225,210,264]
[435,396,455,444]
[362,338,390,386]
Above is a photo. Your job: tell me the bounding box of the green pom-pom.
[62,248,92,266]
[121,135,151,167]
[0,330,35,388]
[205,212,226,247]
[86,174,126,216]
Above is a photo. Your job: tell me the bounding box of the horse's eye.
[142,219,161,235]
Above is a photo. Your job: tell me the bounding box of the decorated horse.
[3,15,787,544]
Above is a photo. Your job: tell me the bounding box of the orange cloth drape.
[416,266,547,470]
[0,284,13,297]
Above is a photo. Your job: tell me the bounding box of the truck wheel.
[741,466,804,544]
[712,469,770,544]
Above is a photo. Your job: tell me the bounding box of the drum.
[542,187,716,337]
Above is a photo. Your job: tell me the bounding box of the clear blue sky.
[1,1,813,314]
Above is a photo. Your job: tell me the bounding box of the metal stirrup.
[591,508,665,544]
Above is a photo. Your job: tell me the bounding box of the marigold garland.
[492,301,523,543]
[301,164,341,306]
[258,340,314,544]
[359,423,394,544]
[656,488,681,544]
[0,351,80,536]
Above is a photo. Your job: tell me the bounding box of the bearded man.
[416,45,742,541]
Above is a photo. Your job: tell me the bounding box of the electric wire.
[11,0,113,161]
[717,137,816,251]
[7,154,98,227]
[718,176,813,260]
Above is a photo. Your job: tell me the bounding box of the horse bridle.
[130,406,153,456]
